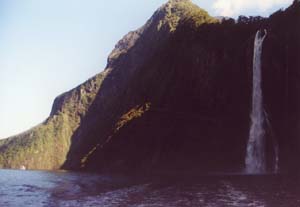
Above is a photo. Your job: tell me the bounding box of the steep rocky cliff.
[1,0,300,173]
[63,0,300,173]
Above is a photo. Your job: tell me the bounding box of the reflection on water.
[0,170,300,207]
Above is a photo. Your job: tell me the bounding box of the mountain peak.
[167,0,191,4]
[155,0,216,31]
[107,0,215,66]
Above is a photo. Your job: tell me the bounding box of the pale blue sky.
[0,0,292,138]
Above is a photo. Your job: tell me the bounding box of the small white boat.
[20,165,26,170]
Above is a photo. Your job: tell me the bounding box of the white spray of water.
[245,30,267,174]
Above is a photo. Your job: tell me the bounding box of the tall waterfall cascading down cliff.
[245,30,268,174]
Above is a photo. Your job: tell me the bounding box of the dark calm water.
[0,170,300,207]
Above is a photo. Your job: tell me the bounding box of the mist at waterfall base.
[1,170,300,207]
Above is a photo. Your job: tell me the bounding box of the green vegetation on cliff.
[0,72,106,169]
[157,0,217,31]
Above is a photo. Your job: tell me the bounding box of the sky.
[0,0,293,138]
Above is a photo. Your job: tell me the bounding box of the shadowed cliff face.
[62,0,219,171]
[266,2,300,172]
[63,1,300,173]
[1,0,300,173]
[63,15,253,172]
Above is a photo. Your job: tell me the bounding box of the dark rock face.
[1,0,300,174]
[63,1,300,173]
[266,2,300,173]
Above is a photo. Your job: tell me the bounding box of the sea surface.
[0,170,300,207]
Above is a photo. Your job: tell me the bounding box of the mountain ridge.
[0,0,214,170]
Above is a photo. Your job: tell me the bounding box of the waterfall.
[245,30,267,174]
